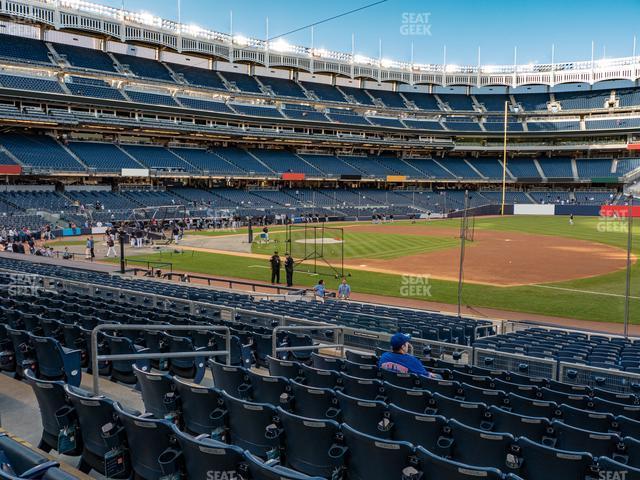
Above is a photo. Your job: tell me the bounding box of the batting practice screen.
[286,224,345,277]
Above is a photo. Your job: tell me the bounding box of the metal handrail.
[91,324,232,395]
[272,324,345,358]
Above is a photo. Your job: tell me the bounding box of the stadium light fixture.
[233,35,249,47]
[183,24,204,36]
[271,38,293,53]
[482,64,500,74]
[380,58,394,68]
[135,11,160,27]
[353,54,371,65]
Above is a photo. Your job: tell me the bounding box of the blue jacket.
[378,352,427,376]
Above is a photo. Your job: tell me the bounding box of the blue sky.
[100,0,639,66]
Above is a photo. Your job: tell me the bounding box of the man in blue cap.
[379,333,439,378]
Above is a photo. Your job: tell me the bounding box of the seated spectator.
[379,333,441,379]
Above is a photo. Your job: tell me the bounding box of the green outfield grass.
[119,215,640,325]
[251,229,460,260]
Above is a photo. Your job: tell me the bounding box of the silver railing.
[558,362,640,394]
[90,324,232,395]
[473,347,558,380]
[272,325,345,358]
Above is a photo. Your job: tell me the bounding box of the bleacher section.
[67,142,142,172]
[249,149,322,175]
[575,158,615,179]
[121,145,195,172]
[0,134,84,171]
[168,63,227,90]
[537,158,574,178]
[0,74,64,94]
[554,90,610,110]
[66,76,125,100]
[256,75,306,98]
[170,148,245,175]
[111,53,173,81]
[177,96,233,113]
[0,33,52,64]
[299,81,347,102]
[218,71,263,94]
[51,42,117,72]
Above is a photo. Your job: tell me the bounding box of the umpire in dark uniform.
[284,252,294,287]
[270,251,281,284]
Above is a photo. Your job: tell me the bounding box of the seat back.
[433,393,489,429]
[243,451,324,480]
[277,408,344,478]
[23,369,73,453]
[488,406,550,441]
[336,390,390,438]
[383,383,433,414]
[65,385,129,476]
[388,403,447,452]
[552,420,621,458]
[209,360,251,398]
[289,380,339,420]
[133,365,178,419]
[172,376,226,437]
[341,423,415,480]
[222,392,279,457]
[339,372,384,401]
[114,404,175,480]
[416,445,505,480]
[517,437,593,480]
[247,370,291,405]
[173,426,244,480]
[266,356,302,381]
[448,418,515,470]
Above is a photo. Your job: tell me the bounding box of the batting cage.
[286,223,346,277]
[128,205,188,243]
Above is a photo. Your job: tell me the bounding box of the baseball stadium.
[0,0,638,479]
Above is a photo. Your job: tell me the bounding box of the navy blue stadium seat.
[289,380,340,420]
[559,404,614,433]
[336,390,391,438]
[114,404,175,480]
[65,385,130,477]
[507,393,558,418]
[488,406,552,441]
[416,445,511,480]
[339,372,385,401]
[448,419,516,470]
[222,392,280,458]
[103,334,149,384]
[277,408,345,477]
[267,356,303,381]
[552,420,622,458]
[24,369,82,456]
[341,423,417,480]
[242,451,325,480]
[301,364,342,389]
[432,393,490,429]
[0,433,74,480]
[388,403,448,452]
[598,457,640,480]
[172,376,227,437]
[247,370,291,406]
[516,437,594,480]
[133,366,179,420]
[384,382,434,414]
[172,426,244,480]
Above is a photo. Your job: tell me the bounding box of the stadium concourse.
[1,0,640,479]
